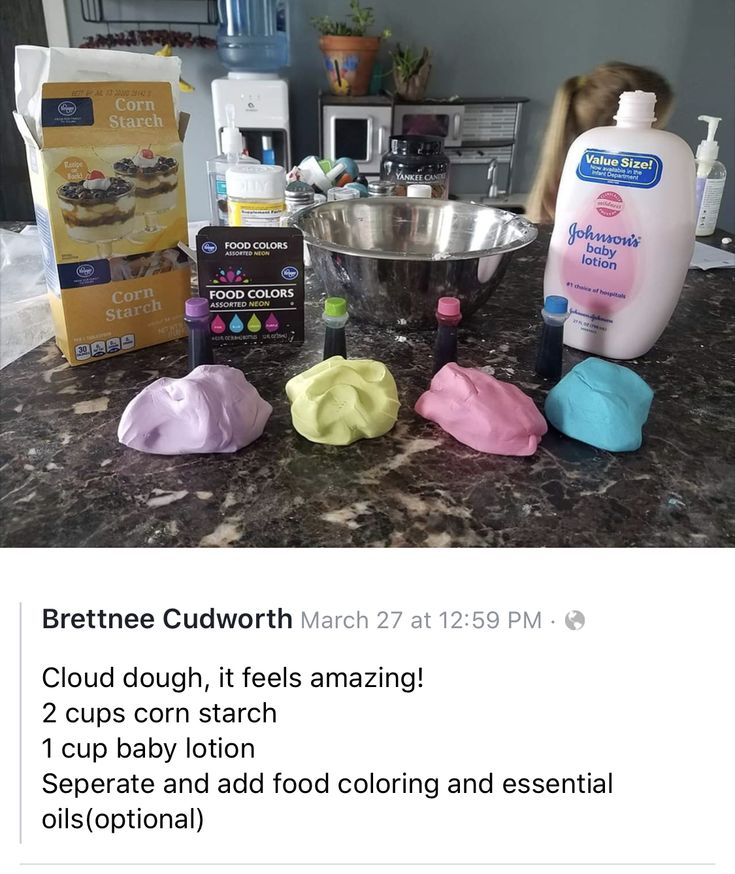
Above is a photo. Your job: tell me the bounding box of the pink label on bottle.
[561,193,639,316]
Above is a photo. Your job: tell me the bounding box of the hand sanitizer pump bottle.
[695,115,727,236]
[207,104,260,225]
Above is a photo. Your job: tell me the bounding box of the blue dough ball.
[545,358,653,452]
[336,157,360,179]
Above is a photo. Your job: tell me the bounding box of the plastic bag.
[0,228,54,369]
[15,46,181,146]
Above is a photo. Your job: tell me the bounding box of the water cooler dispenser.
[211,0,291,167]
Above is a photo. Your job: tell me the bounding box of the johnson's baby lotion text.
[544,91,696,359]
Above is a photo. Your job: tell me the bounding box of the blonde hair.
[526,62,674,224]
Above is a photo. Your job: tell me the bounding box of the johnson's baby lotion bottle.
[544,91,696,360]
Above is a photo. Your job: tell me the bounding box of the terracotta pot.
[319,35,380,97]
[393,62,432,101]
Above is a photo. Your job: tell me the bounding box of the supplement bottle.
[226,164,286,227]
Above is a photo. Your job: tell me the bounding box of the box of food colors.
[13,47,190,365]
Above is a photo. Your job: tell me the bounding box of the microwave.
[394,98,528,198]
[393,98,527,156]
[319,94,393,176]
[392,102,465,147]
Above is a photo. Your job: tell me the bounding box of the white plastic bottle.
[206,103,259,226]
[226,164,286,227]
[694,115,727,236]
[543,91,696,360]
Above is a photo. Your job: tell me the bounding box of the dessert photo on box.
[56,171,136,246]
[51,143,185,256]
[114,148,180,226]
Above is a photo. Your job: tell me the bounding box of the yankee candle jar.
[380,135,450,199]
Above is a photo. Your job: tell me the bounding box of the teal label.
[215,174,228,223]
[576,149,662,189]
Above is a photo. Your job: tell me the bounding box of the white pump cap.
[696,115,721,163]
[220,103,243,158]
[614,91,657,126]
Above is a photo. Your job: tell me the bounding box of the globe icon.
[565,610,585,630]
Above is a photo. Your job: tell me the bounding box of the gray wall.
[63,0,734,229]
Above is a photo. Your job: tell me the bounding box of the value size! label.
[576,149,663,189]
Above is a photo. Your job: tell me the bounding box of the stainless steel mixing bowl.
[291,198,537,329]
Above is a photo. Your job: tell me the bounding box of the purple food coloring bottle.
[185,297,215,371]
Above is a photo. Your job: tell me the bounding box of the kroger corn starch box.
[14,80,190,365]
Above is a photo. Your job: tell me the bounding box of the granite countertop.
[1,228,733,547]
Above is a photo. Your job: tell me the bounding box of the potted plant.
[391,44,432,101]
[311,1,391,97]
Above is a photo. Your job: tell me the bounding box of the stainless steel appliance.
[319,94,393,176]
[392,102,465,147]
[394,98,528,198]
[319,95,528,202]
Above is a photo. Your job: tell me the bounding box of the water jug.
[217,0,290,73]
